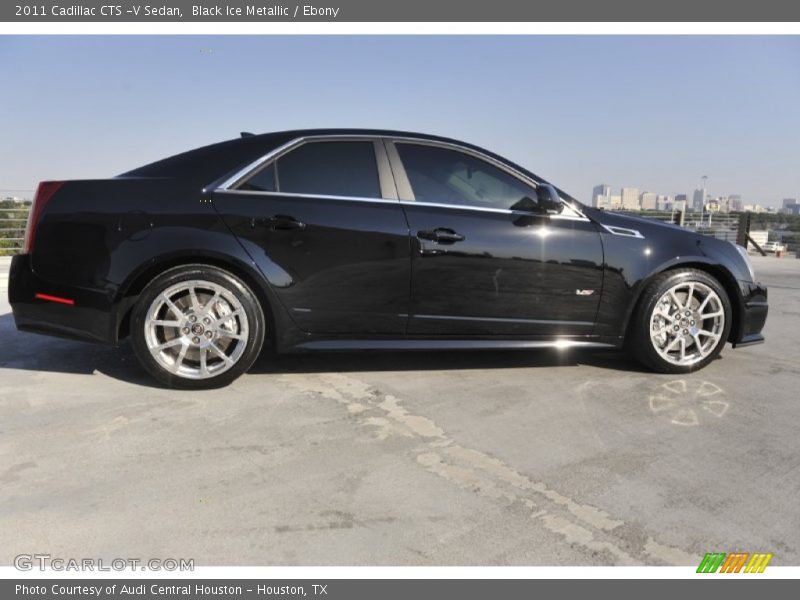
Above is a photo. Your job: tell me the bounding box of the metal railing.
[0,207,29,256]
[610,210,744,244]
[0,204,789,256]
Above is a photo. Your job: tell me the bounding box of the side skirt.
[289,339,620,352]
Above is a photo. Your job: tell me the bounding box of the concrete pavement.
[1,256,798,566]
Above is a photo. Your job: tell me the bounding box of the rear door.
[386,139,604,336]
[213,137,411,334]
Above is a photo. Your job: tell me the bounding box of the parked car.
[9,130,768,388]
[761,241,786,253]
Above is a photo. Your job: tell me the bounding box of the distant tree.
[0,201,28,255]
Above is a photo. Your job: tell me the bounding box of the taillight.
[23,180,65,254]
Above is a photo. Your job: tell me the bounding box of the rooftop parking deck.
[1,255,797,565]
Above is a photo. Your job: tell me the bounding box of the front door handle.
[417,228,465,244]
[258,215,306,231]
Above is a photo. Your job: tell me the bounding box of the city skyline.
[1,36,798,205]
[589,179,779,212]
[588,181,783,213]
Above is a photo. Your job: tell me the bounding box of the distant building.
[729,194,743,212]
[708,195,731,213]
[657,194,673,211]
[640,191,657,210]
[591,184,612,208]
[621,187,640,210]
[692,188,705,212]
[781,198,799,214]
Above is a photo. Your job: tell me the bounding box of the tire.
[130,264,265,389]
[628,269,732,374]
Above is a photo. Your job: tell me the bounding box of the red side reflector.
[34,293,75,306]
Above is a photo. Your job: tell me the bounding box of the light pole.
[701,175,708,227]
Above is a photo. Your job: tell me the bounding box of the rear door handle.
[417,228,465,244]
[258,215,306,231]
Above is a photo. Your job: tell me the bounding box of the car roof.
[242,128,553,186]
[243,128,526,165]
[122,128,579,204]
[245,128,469,144]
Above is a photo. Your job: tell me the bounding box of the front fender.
[593,216,744,339]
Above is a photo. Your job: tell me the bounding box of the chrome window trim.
[216,135,392,198]
[217,137,303,190]
[385,137,590,221]
[215,133,590,222]
[409,200,588,220]
[410,201,525,216]
[387,137,539,194]
[217,189,590,219]
[217,188,402,205]
[406,199,590,221]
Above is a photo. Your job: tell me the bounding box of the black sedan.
[8,129,768,388]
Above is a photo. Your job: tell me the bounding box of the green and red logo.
[697,552,773,573]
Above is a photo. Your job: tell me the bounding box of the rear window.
[239,163,276,192]
[240,141,381,199]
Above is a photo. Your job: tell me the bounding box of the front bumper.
[8,254,118,344]
[732,280,768,347]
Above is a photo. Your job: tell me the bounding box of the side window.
[396,143,539,211]
[239,163,276,192]
[238,141,381,198]
[281,141,382,198]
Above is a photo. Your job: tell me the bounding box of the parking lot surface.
[1,256,798,565]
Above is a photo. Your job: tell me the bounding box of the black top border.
[4,0,800,22]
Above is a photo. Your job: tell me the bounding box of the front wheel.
[628,269,732,373]
[130,264,265,389]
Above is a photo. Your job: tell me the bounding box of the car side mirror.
[536,184,564,215]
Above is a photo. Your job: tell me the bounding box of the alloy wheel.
[648,281,725,367]
[143,279,249,380]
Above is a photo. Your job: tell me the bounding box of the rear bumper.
[8,254,117,344]
[732,280,768,348]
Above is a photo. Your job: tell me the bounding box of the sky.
[1,35,798,205]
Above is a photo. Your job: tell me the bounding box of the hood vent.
[602,224,645,239]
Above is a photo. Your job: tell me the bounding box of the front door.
[388,141,604,336]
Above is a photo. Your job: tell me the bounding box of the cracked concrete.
[1,256,798,565]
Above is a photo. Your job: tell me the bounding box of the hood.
[585,207,690,235]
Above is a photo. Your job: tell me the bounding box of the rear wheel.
[131,265,265,389]
[628,269,731,373]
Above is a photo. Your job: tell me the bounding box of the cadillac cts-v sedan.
[9,130,768,388]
